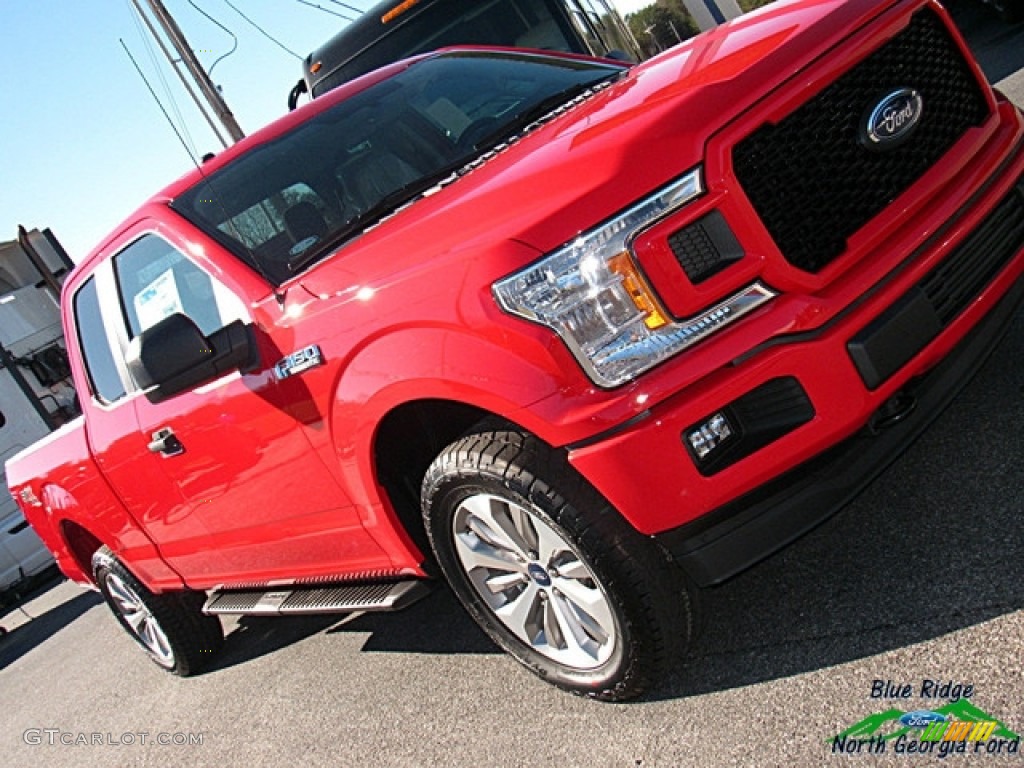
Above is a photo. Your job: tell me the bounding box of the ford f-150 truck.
[7,0,1024,701]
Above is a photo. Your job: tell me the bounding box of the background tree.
[626,1,697,56]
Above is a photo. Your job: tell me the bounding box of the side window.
[113,235,246,339]
[73,278,126,403]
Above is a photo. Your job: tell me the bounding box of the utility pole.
[142,0,245,143]
[129,0,230,148]
[668,20,683,44]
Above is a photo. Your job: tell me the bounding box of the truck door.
[72,226,390,588]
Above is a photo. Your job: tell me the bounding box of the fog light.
[686,412,733,460]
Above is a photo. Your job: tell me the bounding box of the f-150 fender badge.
[274,345,324,380]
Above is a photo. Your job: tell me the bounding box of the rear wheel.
[93,547,223,675]
[421,427,695,701]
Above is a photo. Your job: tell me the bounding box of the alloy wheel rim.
[105,572,175,668]
[451,493,618,670]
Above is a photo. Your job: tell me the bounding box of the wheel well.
[373,400,495,558]
[60,521,104,584]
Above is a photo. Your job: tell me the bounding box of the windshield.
[173,51,621,284]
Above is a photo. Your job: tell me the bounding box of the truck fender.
[39,482,185,591]
[326,326,567,552]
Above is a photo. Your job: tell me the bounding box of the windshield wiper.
[466,72,622,152]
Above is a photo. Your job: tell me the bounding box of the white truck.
[0,229,77,595]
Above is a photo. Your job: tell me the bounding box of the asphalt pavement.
[1,4,1022,767]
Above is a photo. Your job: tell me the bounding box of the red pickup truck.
[7,0,1024,701]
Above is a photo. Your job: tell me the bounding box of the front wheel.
[421,428,695,701]
[93,547,223,675]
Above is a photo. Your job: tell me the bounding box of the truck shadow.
[208,583,495,671]
[209,587,495,674]
[0,587,102,671]
[211,614,343,671]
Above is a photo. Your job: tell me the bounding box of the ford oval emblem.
[861,88,923,150]
[898,710,947,729]
[527,563,552,587]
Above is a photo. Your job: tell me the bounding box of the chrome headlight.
[492,168,775,387]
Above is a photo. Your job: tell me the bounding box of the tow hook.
[869,390,917,433]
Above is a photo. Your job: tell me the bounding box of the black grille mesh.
[847,181,1024,389]
[922,184,1024,325]
[732,9,989,273]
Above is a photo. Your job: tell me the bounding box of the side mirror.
[126,314,256,403]
[288,79,308,111]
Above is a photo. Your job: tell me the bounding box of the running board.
[202,580,430,616]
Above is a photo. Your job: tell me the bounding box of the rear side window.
[73,278,126,403]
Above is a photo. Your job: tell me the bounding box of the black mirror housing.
[126,314,256,403]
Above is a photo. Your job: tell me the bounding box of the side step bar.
[202,580,430,616]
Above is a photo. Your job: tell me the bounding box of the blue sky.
[0,0,365,261]
[1,0,653,263]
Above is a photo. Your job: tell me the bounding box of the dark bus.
[288,0,642,109]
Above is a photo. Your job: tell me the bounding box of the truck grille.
[732,9,989,274]
[921,183,1024,326]
[847,180,1024,389]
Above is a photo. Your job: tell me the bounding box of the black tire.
[92,547,223,676]
[421,427,695,701]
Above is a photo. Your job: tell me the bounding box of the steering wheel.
[456,117,502,152]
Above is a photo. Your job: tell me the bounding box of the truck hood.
[299,0,899,296]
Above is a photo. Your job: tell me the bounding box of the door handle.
[148,427,184,457]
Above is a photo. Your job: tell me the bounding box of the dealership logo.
[861,88,923,150]
[830,682,1020,758]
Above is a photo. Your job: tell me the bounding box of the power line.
[184,0,238,76]
[125,0,199,159]
[120,38,201,166]
[144,0,245,142]
[126,0,230,146]
[219,0,304,59]
[296,0,354,21]
[323,0,364,16]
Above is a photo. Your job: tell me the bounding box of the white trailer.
[0,228,77,593]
